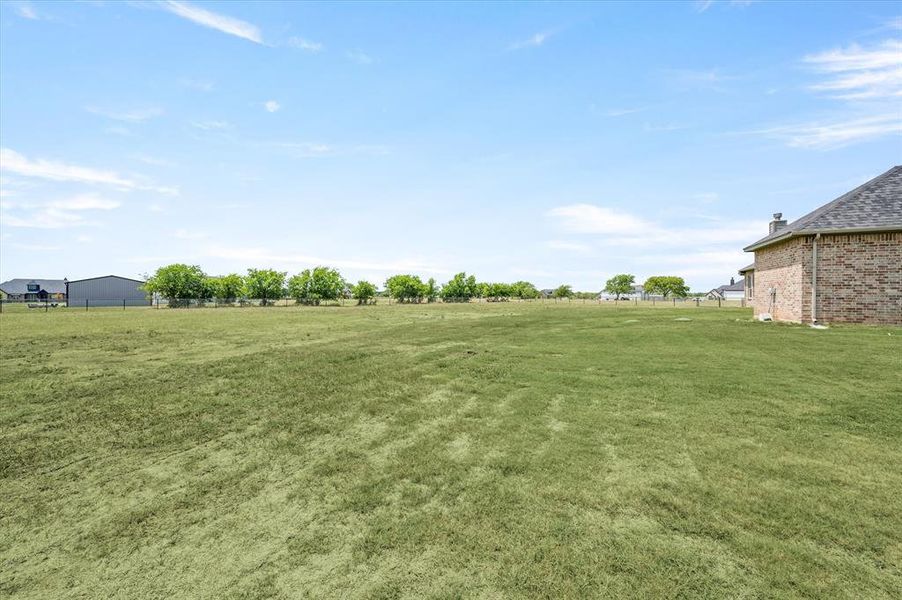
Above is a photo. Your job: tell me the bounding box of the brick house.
[741,165,901,325]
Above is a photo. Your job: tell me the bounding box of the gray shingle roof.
[710,280,745,294]
[738,263,755,273]
[744,165,902,251]
[0,278,67,295]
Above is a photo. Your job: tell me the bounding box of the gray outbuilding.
[66,275,150,307]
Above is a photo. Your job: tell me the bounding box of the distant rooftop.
[745,165,902,251]
[0,278,67,295]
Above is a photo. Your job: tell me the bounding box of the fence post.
[123,299,126,310]
[85,299,89,311]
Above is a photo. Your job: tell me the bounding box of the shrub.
[351,280,377,305]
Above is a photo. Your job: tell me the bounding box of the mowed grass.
[1,303,900,599]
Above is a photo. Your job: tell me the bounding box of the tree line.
[142,263,689,306]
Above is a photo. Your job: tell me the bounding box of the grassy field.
[1,303,900,598]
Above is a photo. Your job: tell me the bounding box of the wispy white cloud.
[508,31,555,51]
[601,106,647,117]
[179,77,215,92]
[1,193,120,229]
[172,228,207,240]
[15,2,38,19]
[804,40,902,100]
[50,194,120,211]
[10,242,63,251]
[634,249,750,280]
[643,122,692,132]
[158,1,262,44]
[265,141,390,159]
[547,205,650,235]
[545,240,592,253]
[190,120,231,130]
[546,203,766,248]
[544,203,765,285]
[86,106,164,122]
[744,37,902,149]
[132,154,175,167]
[663,68,735,91]
[271,141,334,158]
[346,50,374,65]
[264,100,280,113]
[288,36,323,53]
[2,210,85,229]
[0,148,176,194]
[695,0,756,11]
[105,126,132,136]
[748,113,902,149]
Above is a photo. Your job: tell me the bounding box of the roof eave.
[744,224,902,252]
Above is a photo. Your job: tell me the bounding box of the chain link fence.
[0,296,750,312]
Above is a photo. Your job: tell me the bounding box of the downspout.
[811,233,820,324]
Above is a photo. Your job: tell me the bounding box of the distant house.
[598,284,647,300]
[742,165,901,324]
[706,278,745,301]
[540,288,555,298]
[0,278,67,302]
[66,275,150,307]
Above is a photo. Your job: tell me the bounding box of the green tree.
[211,273,245,302]
[604,273,635,300]
[483,282,512,302]
[245,269,286,305]
[351,280,377,305]
[385,274,427,303]
[425,278,439,303]
[288,267,346,305]
[440,272,478,302]
[510,281,539,299]
[643,276,689,298]
[552,285,573,299]
[143,263,206,307]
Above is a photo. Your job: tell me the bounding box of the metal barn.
[66,275,150,307]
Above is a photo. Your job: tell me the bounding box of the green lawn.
[1,303,900,598]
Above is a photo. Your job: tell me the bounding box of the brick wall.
[814,232,902,325]
[751,237,809,323]
[751,232,902,325]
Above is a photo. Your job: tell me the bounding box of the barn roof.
[744,165,902,252]
[66,275,145,284]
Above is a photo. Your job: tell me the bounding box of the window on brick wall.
[745,272,754,300]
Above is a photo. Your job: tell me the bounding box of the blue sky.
[1,1,900,291]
